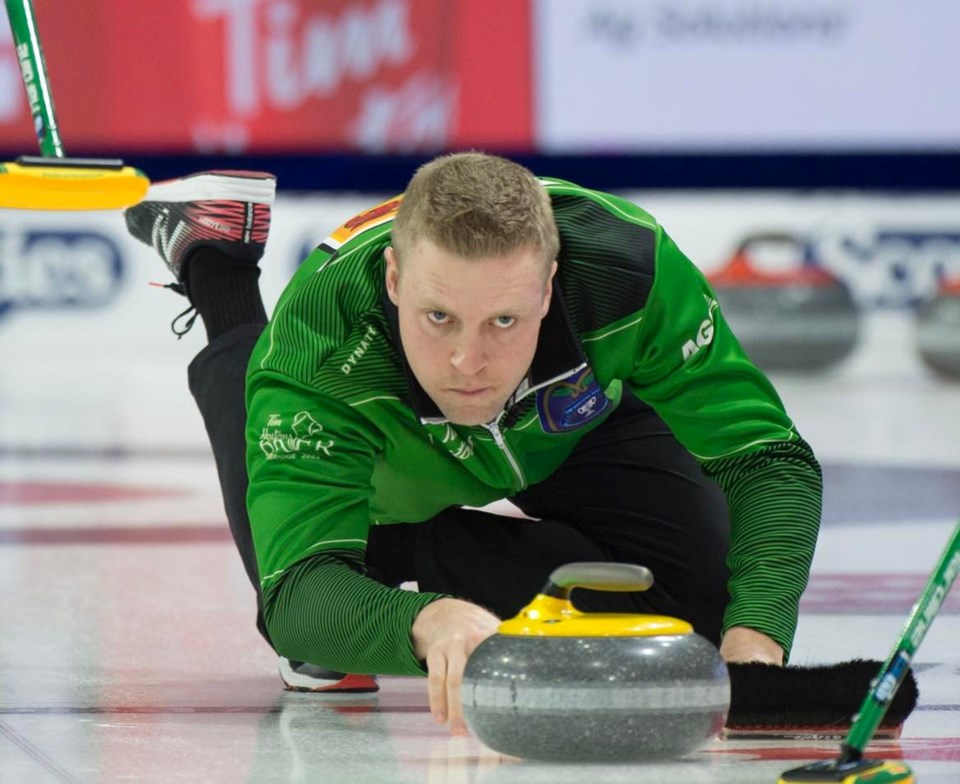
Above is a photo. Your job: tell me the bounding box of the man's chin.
[439,399,506,427]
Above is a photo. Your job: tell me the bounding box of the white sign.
[535,0,960,152]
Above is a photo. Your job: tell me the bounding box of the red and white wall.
[3,0,957,155]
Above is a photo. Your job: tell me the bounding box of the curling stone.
[709,233,860,372]
[916,278,960,379]
[462,563,729,762]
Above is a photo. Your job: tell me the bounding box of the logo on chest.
[536,367,610,433]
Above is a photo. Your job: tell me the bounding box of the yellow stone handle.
[497,562,692,637]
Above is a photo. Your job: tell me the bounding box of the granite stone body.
[463,632,730,762]
[916,291,960,378]
[715,282,860,371]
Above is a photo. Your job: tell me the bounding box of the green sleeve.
[264,551,439,676]
[627,229,822,658]
[699,438,821,658]
[245,371,444,674]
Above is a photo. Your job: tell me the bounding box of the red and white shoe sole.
[283,673,380,694]
[145,171,276,204]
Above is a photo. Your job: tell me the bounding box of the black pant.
[190,325,731,646]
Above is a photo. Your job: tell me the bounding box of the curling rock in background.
[916,278,960,378]
[708,234,860,372]
[917,278,960,378]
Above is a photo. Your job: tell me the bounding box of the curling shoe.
[278,657,379,694]
[124,170,276,295]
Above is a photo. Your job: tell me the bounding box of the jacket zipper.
[482,418,526,490]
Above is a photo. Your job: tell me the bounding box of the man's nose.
[451,332,488,376]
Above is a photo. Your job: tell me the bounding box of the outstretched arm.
[265,558,500,734]
[627,229,822,661]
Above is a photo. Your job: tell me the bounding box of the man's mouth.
[449,387,490,397]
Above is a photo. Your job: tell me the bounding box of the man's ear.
[385,247,400,305]
[541,260,558,318]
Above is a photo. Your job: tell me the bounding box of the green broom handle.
[842,520,960,759]
[5,0,64,157]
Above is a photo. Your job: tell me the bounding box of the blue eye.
[427,311,449,324]
[494,316,516,328]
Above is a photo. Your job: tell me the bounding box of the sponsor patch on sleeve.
[258,411,336,460]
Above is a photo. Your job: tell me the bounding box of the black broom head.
[725,658,919,740]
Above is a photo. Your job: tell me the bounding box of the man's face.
[385,239,556,426]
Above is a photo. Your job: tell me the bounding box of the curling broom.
[778,519,960,784]
[1,0,149,210]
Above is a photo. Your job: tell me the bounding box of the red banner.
[0,0,531,154]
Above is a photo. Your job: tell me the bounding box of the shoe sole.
[145,171,276,204]
[283,673,380,694]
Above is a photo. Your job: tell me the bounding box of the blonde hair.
[391,152,559,275]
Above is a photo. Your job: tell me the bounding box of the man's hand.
[719,626,784,665]
[412,598,500,735]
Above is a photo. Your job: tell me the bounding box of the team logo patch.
[536,367,610,433]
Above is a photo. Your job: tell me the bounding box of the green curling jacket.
[246,178,822,675]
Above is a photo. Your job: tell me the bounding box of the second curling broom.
[778,519,960,784]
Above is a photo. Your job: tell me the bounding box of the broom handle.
[841,520,960,759]
[5,0,64,157]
